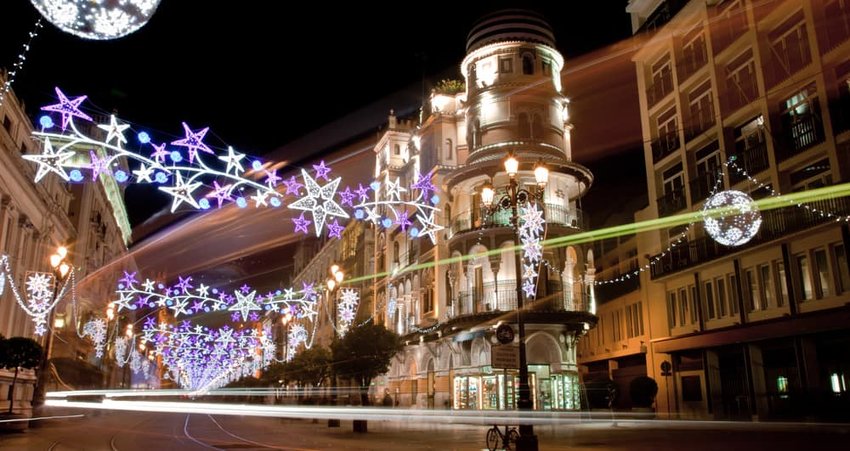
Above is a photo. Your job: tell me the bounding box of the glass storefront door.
[453,376,480,409]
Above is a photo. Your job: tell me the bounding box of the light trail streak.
[345,183,850,285]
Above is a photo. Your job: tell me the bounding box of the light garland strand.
[0,19,43,109]
[0,254,76,335]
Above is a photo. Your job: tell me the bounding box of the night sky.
[1,1,640,227]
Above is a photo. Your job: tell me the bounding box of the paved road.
[2,408,849,450]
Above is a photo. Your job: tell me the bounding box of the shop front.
[452,365,580,410]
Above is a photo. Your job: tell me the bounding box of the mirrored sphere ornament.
[702,190,762,247]
[30,0,161,40]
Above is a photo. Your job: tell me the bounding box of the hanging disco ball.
[702,190,762,247]
[30,0,161,40]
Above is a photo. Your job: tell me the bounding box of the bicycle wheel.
[506,429,520,450]
[486,427,500,451]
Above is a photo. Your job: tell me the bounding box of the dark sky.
[2,1,638,226]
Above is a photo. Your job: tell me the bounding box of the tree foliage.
[331,323,402,387]
[433,79,465,95]
[0,337,43,371]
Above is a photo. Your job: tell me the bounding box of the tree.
[584,378,618,410]
[331,323,402,433]
[0,337,44,414]
[629,376,658,409]
[288,346,332,389]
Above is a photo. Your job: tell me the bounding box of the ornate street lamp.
[33,245,72,408]
[480,155,548,450]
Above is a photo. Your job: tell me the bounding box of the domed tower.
[442,10,596,410]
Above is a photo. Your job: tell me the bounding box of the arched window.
[531,114,544,139]
[518,112,531,138]
[522,53,535,75]
[446,138,453,160]
[471,119,481,149]
[394,144,401,155]
[444,204,452,230]
[393,241,400,265]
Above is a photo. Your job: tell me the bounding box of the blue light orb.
[204,307,210,312]
[269,197,281,207]
[166,300,173,306]
[252,160,263,171]
[236,197,248,208]
[118,283,125,290]
[158,283,165,289]
[170,151,182,163]
[69,169,84,182]
[410,227,419,238]
[370,181,381,191]
[212,288,219,294]
[39,115,54,129]
[354,209,364,219]
[275,290,282,296]
[155,172,168,183]
[114,170,129,183]
[198,198,211,210]
[431,195,440,205]
[137,131,151,144]
[382,218,393,228]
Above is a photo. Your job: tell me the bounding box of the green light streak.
[344,183,850,285]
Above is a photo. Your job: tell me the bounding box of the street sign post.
[495,324,515,345]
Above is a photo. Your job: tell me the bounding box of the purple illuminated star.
[249,312,260,322]
[288,304,299,317]
[302,282,316,298]
[396,211,412,231]
[240,284,251,294]
[135,296,149,309]
[339,186,356,207]
[88,150,110,181]
[171,122,213,163]
[327,219,344,239]
[150,142,168,163]
[354,183,370,202]
[41,87,92,130]
[412,171,436,197]
[119,271,138,288]
[283,176,303,196]
[210,181,232,208]
[292,213,311,234]
[192,300,204,313]
[144,317,157,328]
[176,276,193,294]
[265,169,282,188]
[231,311,242,322]
[313,160,331,181]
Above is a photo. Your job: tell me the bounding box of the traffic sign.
[495,324,515,345]
[660,361,672,376]
[491,344,519,369]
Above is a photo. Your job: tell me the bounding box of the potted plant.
[0,336,43,431]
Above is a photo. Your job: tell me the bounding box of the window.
[790,159,831,192]
[662,162,685,199]
[649,54,673,105]
[657,106,678,142]
[729,274,740,315]
[716,278,728,317]
[678,287,688,326]
[796,254,813,300]
[768,11,811,82]
[814,248,832,298]
[445,138,453,160]
[693,141,722,201]
[777,261,788,307]
[725,49,757,110]
[832,244,850,293]
[759,264,774,309]
[522,53,534,75]
[780,84,822,153]
[746,268,759,311]
[680,25,707,78]
[667,290,677,329]
[518,113,531,139]
[2,115,10,132]
[704,281,715,319]
[499,57,513,74]
[687,80,715,136]
[824,0,850,50]
[394,144,401,155]
[393,241,400,266]
[542,60,552,76]
[689,285,698,324]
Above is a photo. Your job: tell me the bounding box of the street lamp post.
[327,264,344,428]
[281,313,292,362]
[33,245,71,409]
[481,155,547,451]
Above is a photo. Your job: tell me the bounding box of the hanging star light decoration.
[0,255,76,336]
[337,288,360,337]
[287,166,349,237]
[519,204,544,299]
[702,190,762,247]
[29,88,284,214]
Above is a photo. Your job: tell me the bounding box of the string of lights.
[0,18,42,109]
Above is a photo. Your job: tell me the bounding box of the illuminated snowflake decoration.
[114,336,129,367]
[519,204,544,299]
[287,323,308,360]
[288,168,348,236]
[702,190,762,247]
[141,319,275,391]
[337,288,360,337]
[30,0,161,40]
[0,255,75,336]
[82,318,107,358]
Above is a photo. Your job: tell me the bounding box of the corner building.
[376,11,597,410]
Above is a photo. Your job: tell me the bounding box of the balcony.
[646,74,674,108]
[449,204,584,237]
[775,115,825,162]
[650,196,850,279]
[765,40,812,88]
[689,172,723,204]
[729,142,770,184]
[454,282,518,317]
[651,132,681,163]
[830,94,850,135]
[722,81,758,115]
[657,187,687,217]
[819,12,850,55]
[677,47,708,83]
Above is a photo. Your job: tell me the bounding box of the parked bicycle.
[486,424,519,451]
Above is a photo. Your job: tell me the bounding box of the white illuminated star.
[415,211,444,244]
[288,169,349,236]
[22,137,75,182]
[384,177,407,201]
[228,290,260,322]
[251,190,268,207]
[218,146,246,175]
[159,172,202,212]
[143,279,156,292]
[113,291,136,312]
[197,284,209,297]
[133,163,154,183]
[97,114,130,147]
